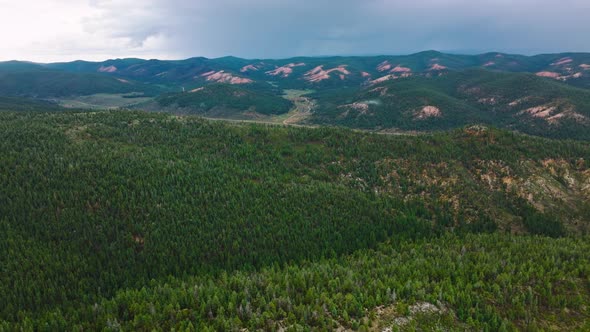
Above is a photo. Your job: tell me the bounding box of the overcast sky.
[1,0,590,62]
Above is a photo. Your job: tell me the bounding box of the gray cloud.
[88,0,590,58]
[4,0,590,62]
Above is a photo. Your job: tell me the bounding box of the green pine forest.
[1,109,589,330]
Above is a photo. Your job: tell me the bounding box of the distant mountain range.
[7,50,588,87]
[2,51,590,139]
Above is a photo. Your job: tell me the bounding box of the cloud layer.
[1,0,590,62]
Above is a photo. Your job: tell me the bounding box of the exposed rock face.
[338,102,370,115]
[429,63,447,71]
[483,61,495,67]
[98,65,117,73]
[200,71,216,77]
[370,71,412,85]
[473,158,590,227]
[371,75,395,84]
[369,86,390,96]
[522,105,558,119]
[240,64,260,73]
[414,106,442,119]
[303,65,350,82]
[536,71,561,79]
[372,154,590,233]
[377,61,392,72]
[338,100,382,118]
[508,97,533,107]
[519,103,588,125]
[536,71,584,81]
[391,66,412,73]
[375,63,411,76]
[200,71,253,84]
[265,63,306,78]
[551,57,573,66]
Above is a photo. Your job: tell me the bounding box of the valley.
[279,89,315,125]
[198,89,317,126]
[3,51,590,140]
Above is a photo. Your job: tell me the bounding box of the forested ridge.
[0,71,160,98]
[4,51,590,140]
[311,70,590,140]
[1,110,589,330]
[155,84,293,116]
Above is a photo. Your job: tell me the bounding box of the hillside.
[311,69,590,140]
[0,69,160,98]
[0,96,62,112]
[0,110,589,329]
[45,57,213,84]
[153,84,293,117]
[5,51,590,92]
[2,52,590,141]
[20,51,590,88]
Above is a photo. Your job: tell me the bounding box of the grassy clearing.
[58,93,153,109]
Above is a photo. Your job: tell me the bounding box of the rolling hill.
[2,51,590,141]
[0,96,62,112]
[23,51,590,88]
[310,69,590,140]
[152,84,293,117]
[0,69,160,98]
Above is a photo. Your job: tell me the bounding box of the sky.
[1,0,590,62]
